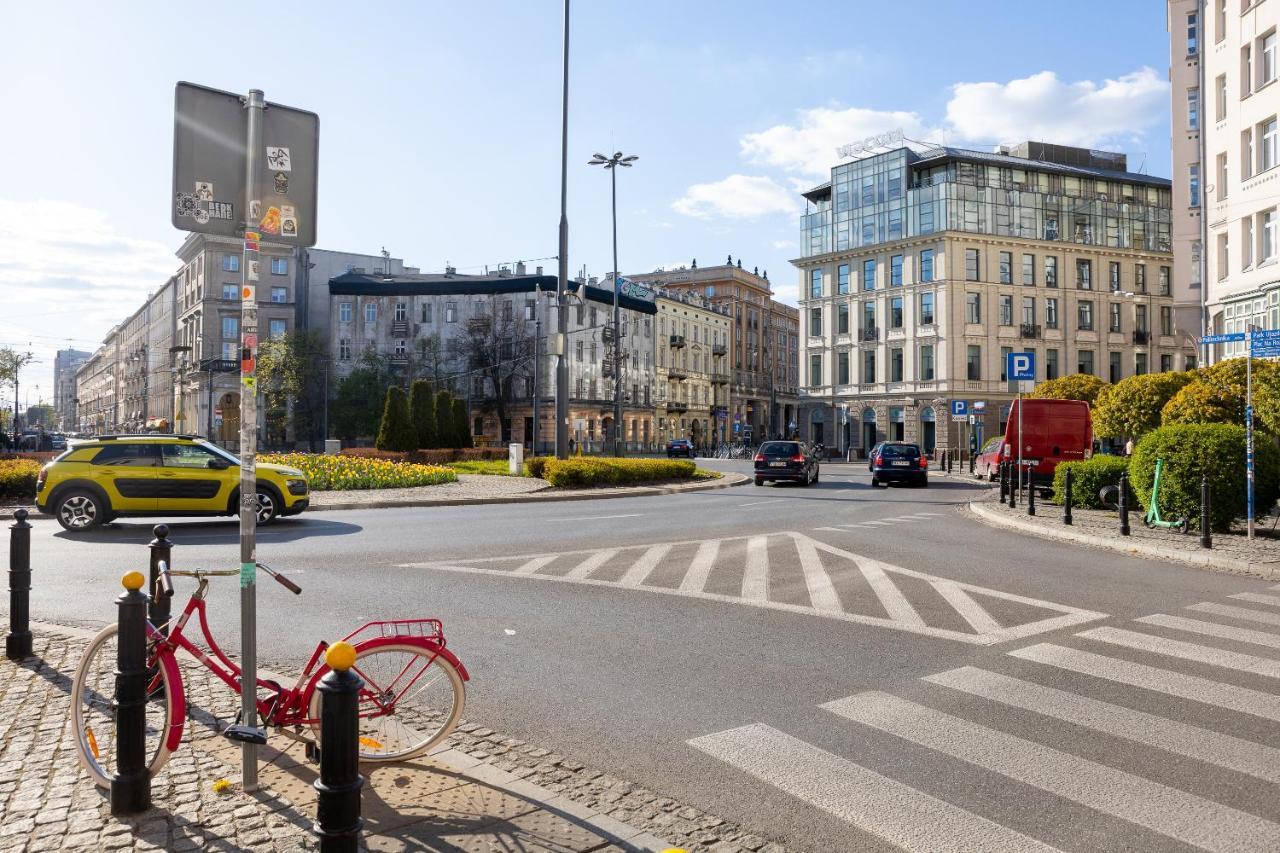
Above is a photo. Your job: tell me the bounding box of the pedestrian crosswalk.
[690,584,1280,851]
[401,530,1104,645]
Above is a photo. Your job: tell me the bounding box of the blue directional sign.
[1007,351,1035,382]
[1199,333,1245,345]
[950,400,968,417]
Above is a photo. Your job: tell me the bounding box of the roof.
[328,272,657,314]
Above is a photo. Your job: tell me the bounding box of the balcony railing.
[666,400,688,413]
[668,367,688,381]
[712,343,727,356]
[1133,330,1151,345]
[711,372,729,385]
[860,327,878,342]
[669,335,686,348]
[391,320,409,336]
[390,353,409,365]
[1019,323,1041,339]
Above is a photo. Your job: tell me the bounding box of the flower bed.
[0,458,40,499]
[260,453,456,491]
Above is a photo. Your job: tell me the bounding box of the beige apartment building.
[794,140,1190,457]
[654,289,732,448]
[1171,0,1280,360]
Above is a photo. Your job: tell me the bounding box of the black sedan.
[754,440,819,486]
[868,441,928,487]
[666,438,695,458]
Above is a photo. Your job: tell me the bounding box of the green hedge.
[525,456,552,480]
[1050,456,1131,509]
[542,458,696,488]
[1130,423,1280,532]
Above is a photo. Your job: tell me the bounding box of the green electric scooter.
[1145,458,1190,533]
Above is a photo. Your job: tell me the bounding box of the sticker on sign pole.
[240,560,256,588]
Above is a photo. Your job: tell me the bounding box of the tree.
[0,347,35,438]
[375,386,415,451]
[408,379,436,449]
[411,334,449,390]
[1092,371,1194,439]
[1161,357,1280,429]
[451,309,534,444]
[451,397,472,449]
[435,390,455,448]
[256,330,330,450]
[1030,373,1108,406]
[331,348,394,441]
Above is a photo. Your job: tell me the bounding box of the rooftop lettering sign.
[836,129,903,160]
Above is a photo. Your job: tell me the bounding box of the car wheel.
[870,476,879,488]
[812,468,820,484]
[754,477,764,487]
[255,489,280,525]
[55,490,105,531]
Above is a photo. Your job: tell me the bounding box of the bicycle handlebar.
[154,561,302,595]
[154,560,174,599]
[256,562,302,595]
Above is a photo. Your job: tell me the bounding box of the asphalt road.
[9,460,1280,852]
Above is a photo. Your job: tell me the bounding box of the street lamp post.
[555,0,571,460]
[588,150,638,457]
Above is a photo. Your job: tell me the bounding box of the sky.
[0,0,1175,405]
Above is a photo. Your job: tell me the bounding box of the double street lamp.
[588,150,638,456]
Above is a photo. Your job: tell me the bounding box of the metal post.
[313,642,364,852]
[148,524,172,635]
[999,460,1008,504]
[1201,475,1212,549]
[111,571,151,815]
[1247,327,1255,540]
[1063,467,1074,526]
[238,87,265,791]
[1017,390,1024,503]
[5,509,32,661]
[1027,471,1036,516]
[554,0,571,460]
[532,314,540,455]
[1008,463,1017,509]
[610,164,622,457]
[1119,472,1131,536]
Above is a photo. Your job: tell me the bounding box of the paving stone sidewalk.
[969,488,1280,578]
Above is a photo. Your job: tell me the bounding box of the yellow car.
[35,434,309,531]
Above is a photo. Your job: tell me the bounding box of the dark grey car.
[753,440,819,486]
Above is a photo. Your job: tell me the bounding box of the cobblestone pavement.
[1,627,700,852]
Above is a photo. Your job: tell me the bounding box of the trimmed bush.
[435,391,454,449]
[1093,371,1194,439]
[1030,374,1108,406]
[409,380,436,449]
[525,456,552,480]
[541,457,696,488]
[375,386,416,452]
[1130,423,1280,532]
[451,399,472,449]
[260,453,456,491]
[0,458,40,498]
[1050,456,1130,509]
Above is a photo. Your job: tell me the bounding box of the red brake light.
[753,454,765,462]
[919,457,928,468]
[875,455,883,466]
[791,454,805,462]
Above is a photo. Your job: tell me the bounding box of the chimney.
[516,261,527,275]
[445,265,457,275]
[536,265,543,275]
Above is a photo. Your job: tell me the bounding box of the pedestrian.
[38,429,52,452]
[1124,437,1134,457]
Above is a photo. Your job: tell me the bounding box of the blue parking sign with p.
[1008,351,1035,381]
[950,400,968,417]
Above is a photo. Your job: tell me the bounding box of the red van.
[1000,399,1093,486]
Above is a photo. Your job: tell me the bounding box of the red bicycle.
[71,562,469,788]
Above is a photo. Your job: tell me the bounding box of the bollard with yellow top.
[313,640,364,852]
[111,570,151,815]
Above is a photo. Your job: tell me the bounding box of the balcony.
[467,317,491,331]
[391,320,409,336]
[666,400,688,413]
[712,343,727,356]
[669,334,686,348]
[860,327,878,342]
[1019,323,1041,339]
[390,352,409,365]
[668,367,688,381]
[1133,330,1151,345]
[711,372,729,385]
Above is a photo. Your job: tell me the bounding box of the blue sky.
[0,1,1174,400]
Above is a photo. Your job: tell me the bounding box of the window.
[271,257,288,275]
[809,307,822,337]
[891,296,904,328]
[92,444,158,467]
[525,299,536,320]
[1265,31,1277,85]
[422,303,433,323]
[1078,300,1094,331]
[1243,129,1256,180]
[1022,296,1036,326]
[1000,346,1013,381]
[395,339,407,357]
[837,303,849,334]
[1046,297,1059,328]
[888,255,902,287]
[920,345,934,381]
[837,351,850,385]
[576,340,584,362]
[1076,259,1092,289]
[920,249,934,283]
[1078,349,1095,376]
[1263,209,1278,262]
[222,283,237,300]
[809,353,822,387]
[1045,256,1058,287]
[1218,231,1230,279]
[339,302,352,323]
[364,302,377,323]
[222,254,239,272]
[1217,74,1228,123]
[221,316,238,340]
[1109,351,1122,383]
[890,348,904,382]
[1022,253,1035,286]
[1135,352,1148,376]
[338,338,351,360]
[999,295,1013,326]
[810,269,823,298]
[862,350,876,384]
[1189,163,1201,207]
[1161,354,1173,372]
[1046,349,1059,380]
[837,264,849,295]
[222,342,237,361]
[271,286,287,303]
[1262,118,1278,171]
[1110,302,1123,333]
[1187,11,1198,54]
[445,302,457,323]
[919,291,935,325]
[1161,305,1173,336]
[502,300,513,321]
[862,301,875,332]
[268,319,286,339]
[1216,151,1229,204]
[1215,0,1225,43]
[1109,262,1121,291]
[1135,264,1146,293]
[1188,87,1200,130]
[965,249,980,281]
[1244,216,1255,268]
[965,293,981,324]
[998,251,1012,284]
[862,259,876,290]
[967,345,982,380]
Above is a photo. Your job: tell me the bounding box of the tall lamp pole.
[589,151,638,457]
[555,0,571,459]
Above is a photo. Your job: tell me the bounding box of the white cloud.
[944,68,1168,149]
[741,106,934,176]
[771,239,797,250]
[672,175,800,220]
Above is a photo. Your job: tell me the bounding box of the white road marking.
[862,520,892,527]
[565,549,618,580]
[794,535,842,614]
[679,540,719,593]
[742,536,770,602]
[1010,643,1280,722]
[925,666,1280,784]
[813,526,846,532]
[855,556,925,628]
[1187,601,1280,627]
[512,555,558,575]
[931,581,1001,634]
[1230,592,1280,608]
[1136,613,1280,650]
[618,544,672,588]
[1078,626,1280,679]
[822,691,1280,853]
[688,724,1060,853]
[546,513,643,522]
[737,499,786,507]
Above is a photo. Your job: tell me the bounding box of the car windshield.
[759,442,800,457]
[879,444,920,459]
[201,441,240,464]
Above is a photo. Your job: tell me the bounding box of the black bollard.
[1118,473,1131,537]
[148,525,172,635]
[947,451,954,474]
[112,571,151,815]
[969,451,975,475]
[6,509,32,661]
[1063,467,1074,526]
[314,642,364,852]
[1200,475,1212,549]
[999,461,1009,504]
[1027,473,1036,516]
[1009,463,1017,509]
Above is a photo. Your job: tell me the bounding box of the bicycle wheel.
[308,641,465,762]
[71,624,178,788]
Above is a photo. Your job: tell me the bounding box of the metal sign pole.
[1017,388,1023,499]
[1248,326,1255,541]
[239,88,265,791]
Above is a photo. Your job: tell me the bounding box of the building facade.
[116,279,178,433]
[74,335,119,435]
[794,141,1189,456]
[628,261,800,443]
[653,289,732,448]
[1171,1,1280,360]
[1168,0,1209,343]
[53,348,91,430]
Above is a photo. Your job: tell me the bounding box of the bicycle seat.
[223,724,268,746]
